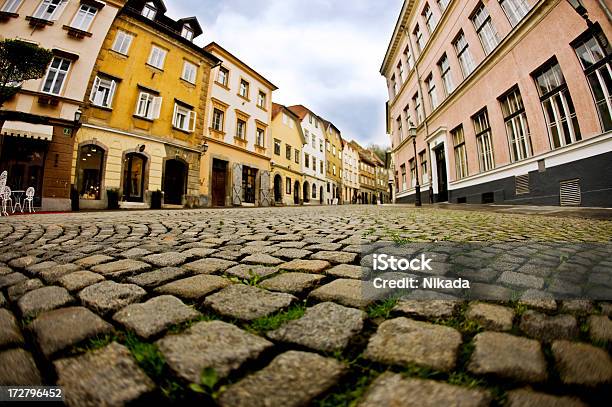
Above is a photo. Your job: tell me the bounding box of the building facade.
[73,0,218,209]
[342,140,360,204]
[373,152,390,203]
[323,120,343,204]
[355,142,377,204]
[288,105,327,204]
[0,0,125,211]
[382,0,612,207]
[270,103,305,206]
[202,42,277,207]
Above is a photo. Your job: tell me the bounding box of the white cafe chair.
[24,187,35,213]
[1,186,12,216]
[0,171,6,214]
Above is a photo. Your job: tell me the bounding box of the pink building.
[381,0,611,207]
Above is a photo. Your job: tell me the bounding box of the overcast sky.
[165,0,402,148]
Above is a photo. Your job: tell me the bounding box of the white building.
[288,105,327,204]
[342,141,360,204]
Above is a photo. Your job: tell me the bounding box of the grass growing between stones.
[245,302,307,334]
[123,331,165,379]
[366,297,398,320]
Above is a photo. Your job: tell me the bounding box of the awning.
[1,121,54,141]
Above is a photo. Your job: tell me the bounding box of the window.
[112,30,133,55]
[438,53,454,96]
[235,119,246,139]
[452,126,468,179]
[473,109,495,172]
[403,104,411,136]
[312,184,317,198]
[320,140,323,152]
[212,109,224,131]
[71,4,97,31]
[257,91,267,109]
[148,46,167,70]
[413,92,423,124]
[33,0,64,21]
[333,145,336,156]
[454,31,476,78]
[400,164,407,190]
[573,30,611,131]
[404,45,414,70]
[77,144,104,200]
[333,164,336,176]
[309,114,313,124]
[173,103,196,132]
[396,117,403,143]
[89,76,117,108]
[419,151,428,183]
[135,92,162,120]
[315,119,319,128]
[500,0,531,27]
[42,57,70,95]
[181,61,197,84]
[423,3,438,34]
[1,0,22,13]
[239,79,249,98]
[414,24,425,53]
[286,144,291,159]
[500,87,532,162]
[320,161,324,174]
[181,25,194,41]
[286,178,291,194]
[426,74,439,110]
[312,135,316,149]
[390,75,398,97]
[304,153,310,168]
[274,139,281,155]
[142,2,156,20]
[312,157,317,170]
[295,150,300,164]
[471,3,499,55]
[534,60,581,148]
[256,128,265,147]
[217,66,229,87]
[409,159,416,187]
[437,0,450,12]
[397,60,405,83]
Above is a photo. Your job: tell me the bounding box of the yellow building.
[322,120,343,204]
[72,0,219,209]
[270,103,306,205]
[200,42,277,207]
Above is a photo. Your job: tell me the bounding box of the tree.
[367,143,389,162]
[0,39,53,108]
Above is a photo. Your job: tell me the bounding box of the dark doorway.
[0,136,46,207]
[319,186,323,204]
[274,174,282,203]
[434,146,448,202]
[123,153,147,202]
[242,166,257,204]
[303,181,310,203]
[212,159,227,207]
[163,159,187,205]
[294,180,300,204]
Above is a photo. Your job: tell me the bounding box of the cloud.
[165,0,402,147]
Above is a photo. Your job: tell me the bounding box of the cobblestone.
[18,286,74,318]
[183,258,237,274]
[551,340,612,386]
[0,349,42,385]
[204,284,296,320]
[154,275,231,301]
[78,281,146,316]
[466,302,514,331]
[58,271,104,292]
[519,310,578,341]
[506,388,586,407]
[259,272,325,295]
[0,309,24,348]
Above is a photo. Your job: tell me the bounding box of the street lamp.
[199,140,209,155]
[408,122,421,207]
[566,0,593,26]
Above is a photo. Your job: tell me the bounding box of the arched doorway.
[77,144,105,201]
[319,185,323,204]
[303,181,310,203]
[294,180,300,204]
[122,153,147,202]
[274,174,282,204]
[163,159,187,205]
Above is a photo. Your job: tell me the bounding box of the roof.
[204,42,278,91]
[286,105,311,121]
[271,103,306,144]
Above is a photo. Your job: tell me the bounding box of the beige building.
[342,140,360,203]
[382,0,611,206]
[0,0,125,211]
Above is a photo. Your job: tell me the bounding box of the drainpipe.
[406,30,435,204]
[597,0,612,23]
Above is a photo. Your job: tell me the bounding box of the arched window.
[78,144,105,200]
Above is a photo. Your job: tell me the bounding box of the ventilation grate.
[515,174,530,195]
[560,179,581,206]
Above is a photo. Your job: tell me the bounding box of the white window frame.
[256,127,265,147]
[217,66,229,87]
[500,0,531,27]
[423,3,438,34]
[89,75,117,108]
[181,25,194,41]
[33,0,65,21]
[235,118,246,139]
[1,0,22,13]
[426,75,439,110]
[414,24,425,53]
[112,30,133,55]
[135,92,162,120]
[437,0,450,12]
[71,4,97,31]
[212,108,224,131]
[472,3,500,56]
[41,57,71,95]
[454,31,476,78]
[239,79,249,98]
[147,46,167,70]
[257,91,267,109]
[439,54,454,96]
[501,87,532,162]
[173,103,196,132]
[142,2,156,20]
[181,61,197,84]
[473,110,495,172]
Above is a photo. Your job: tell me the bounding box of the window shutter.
[151,96,163,119]
[89,76,100,103]
[135,92,144,115]
[189,111,197,132]
[108,80,117,107]
[172,103,178,127]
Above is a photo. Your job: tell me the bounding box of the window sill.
[234,137,247,148]
[63,25,93,38]
[133,114,154,122]
[236,94,250,103]
[214,81,230,91]
[173,126,192,134]
[180,78,196,87]
[109,49,129,58]
[256,104,268,112]
[208,128,225,140]
[26,16,53,28]
[0,11,18,21]
[90,104,113,111]
[255,145,266,154]
[37,94,61,106]
[145,63,164,73]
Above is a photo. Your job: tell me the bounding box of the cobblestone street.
[0,205,611,406]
